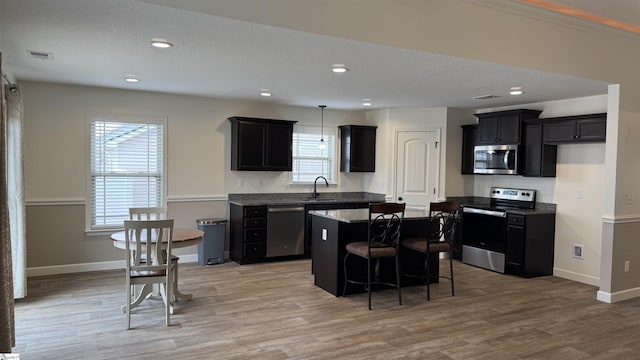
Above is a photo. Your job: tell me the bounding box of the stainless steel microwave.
[473,144,519,174]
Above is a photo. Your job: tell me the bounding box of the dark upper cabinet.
[461,124,478,174]
[522,120,557,177]
[543,113,606,144]
[229,117,297,171]
[339,125,377,172]
[476,109,541,145]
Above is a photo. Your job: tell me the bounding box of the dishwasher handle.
[268,206,305,213]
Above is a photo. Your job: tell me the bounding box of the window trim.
[85,113,168,232]
[290,125,338,185]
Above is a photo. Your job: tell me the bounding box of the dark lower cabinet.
[230,204,268,264]
[231,201,373,265]
[506,213,555,277]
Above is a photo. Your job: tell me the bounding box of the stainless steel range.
[461,187,536,273]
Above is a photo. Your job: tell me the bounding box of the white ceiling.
[0,0,628,110]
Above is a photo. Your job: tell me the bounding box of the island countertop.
[309,208,429,223]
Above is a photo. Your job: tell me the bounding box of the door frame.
[392,128,442,209]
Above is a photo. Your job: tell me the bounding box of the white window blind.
[292,126,336,183]
[89,116,165,229]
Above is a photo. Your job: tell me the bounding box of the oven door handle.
[463,207,506,217]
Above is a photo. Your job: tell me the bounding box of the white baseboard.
[553,267,640,303]
[597,287,640,303]
[553,267,600,287]
[27,253,201,277]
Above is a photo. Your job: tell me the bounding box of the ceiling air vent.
[472,94,500,100]
[26,50,54,60]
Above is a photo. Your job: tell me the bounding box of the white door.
[395,130,440,209]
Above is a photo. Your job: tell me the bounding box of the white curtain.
[5,84,26,299]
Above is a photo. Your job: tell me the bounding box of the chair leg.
[343,252,349,297]
[172,259,179,302]
[125,279,131,330]
[165,277,172,326]
[449,251,455,297]
[368,257,372,311]
[395,253,402,306]
[425,253,431,301]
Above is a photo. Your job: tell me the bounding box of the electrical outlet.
[575,188,582,199]
[625,260,630,272]
[573,244,584,259]
[626,193,633,205]
[237,178,244,188]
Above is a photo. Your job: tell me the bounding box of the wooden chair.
[343,202,406,310]
[124,219,175,329]
[402,201,459,301]
[129,207,181,301]
[129,207,167,221]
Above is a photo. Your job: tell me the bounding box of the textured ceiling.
[0,0,618,110]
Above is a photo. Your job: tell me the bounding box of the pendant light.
[318,105,327,150]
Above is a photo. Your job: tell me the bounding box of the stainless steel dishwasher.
[266,205,306,257]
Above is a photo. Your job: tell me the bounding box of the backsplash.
[473,175,556,203]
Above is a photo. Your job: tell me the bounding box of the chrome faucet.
[313,176,329,199]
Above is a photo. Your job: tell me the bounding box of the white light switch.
[322,228,327,241]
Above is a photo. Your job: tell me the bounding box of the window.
[87,115,166,230]
[291,126,336,183]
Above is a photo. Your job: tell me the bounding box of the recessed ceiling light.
[332,64,349,73]
[362,99,373,106]
[124,77,140,83]
[259,89,272,97]
[510,87,524,95]
[151,39,173,48]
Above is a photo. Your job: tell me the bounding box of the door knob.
[398,197,403,201]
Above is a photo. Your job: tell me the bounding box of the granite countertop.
[447,196,556,215]
[310,208,430,223]
[228,192,385,207]
[227,193,556,215]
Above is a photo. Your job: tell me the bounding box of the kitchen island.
[310,208,438,296]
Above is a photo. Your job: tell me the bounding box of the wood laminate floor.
[13,259,640,359]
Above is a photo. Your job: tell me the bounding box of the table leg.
[121,284,152,313]
[172,264,192,301]
[121,283,175,315]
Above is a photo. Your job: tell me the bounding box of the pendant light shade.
[318,105,327,150]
